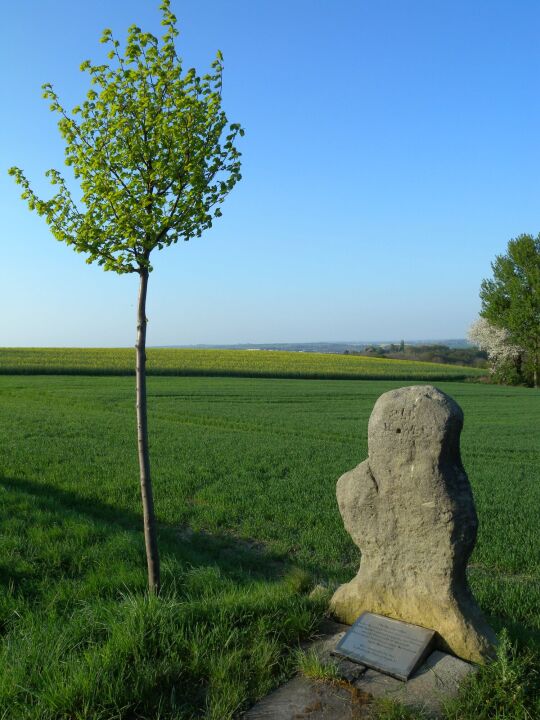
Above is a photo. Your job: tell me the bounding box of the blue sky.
[2,0,539,346]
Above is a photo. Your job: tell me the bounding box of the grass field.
[0,374,538,718]
[0,347,485,380]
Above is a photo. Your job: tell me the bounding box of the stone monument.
[330,385,496,663]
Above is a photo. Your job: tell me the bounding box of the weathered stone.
[330,385,496,663]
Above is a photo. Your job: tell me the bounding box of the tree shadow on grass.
[0,474,335,720]
[0,473,297,596]
[4,473,538,658]
[488,613,540,651]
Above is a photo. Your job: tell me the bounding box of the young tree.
[9,0,243,593]
[479,234,540,388]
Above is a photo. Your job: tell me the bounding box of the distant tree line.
[344,343,487,368]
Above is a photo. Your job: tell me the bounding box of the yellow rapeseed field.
[0,347,484,380]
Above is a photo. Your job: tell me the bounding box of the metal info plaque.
[334,612,435,681]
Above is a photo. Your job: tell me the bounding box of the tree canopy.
[480,233,540,387]
[9,0,243,274]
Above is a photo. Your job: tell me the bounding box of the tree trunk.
[516,352,523,382]
[136,267,161,593]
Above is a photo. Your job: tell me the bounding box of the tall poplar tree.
[9,0,243,592]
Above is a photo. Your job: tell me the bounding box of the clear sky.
[2,0,539,346]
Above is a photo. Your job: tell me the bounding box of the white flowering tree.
[468,317,524,381]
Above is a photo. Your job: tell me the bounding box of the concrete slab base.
[244,675,371,719]
[243,621,477,719]
[352,650,475,716]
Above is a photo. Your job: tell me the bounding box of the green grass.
[443,631,540,720]
[0,375,538,718]
[295,648,341,682]
[0,347,484,380]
